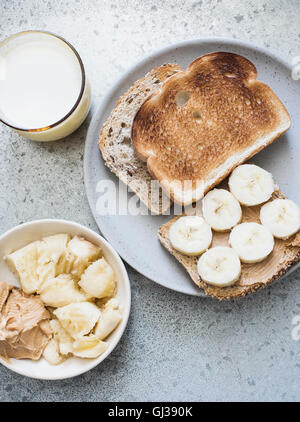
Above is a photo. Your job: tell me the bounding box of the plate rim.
[84,36,294,296]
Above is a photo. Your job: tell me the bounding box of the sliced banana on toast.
[197,246,241,287]
[202,188,242,231]
[229,222,274,263]
[160,163,300,296]
[169,216,212,256]
[260,199,300,239]
[229,164,274,206]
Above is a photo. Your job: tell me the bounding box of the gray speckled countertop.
[0,0,300,402]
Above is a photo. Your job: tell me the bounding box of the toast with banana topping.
[158,165,300,300]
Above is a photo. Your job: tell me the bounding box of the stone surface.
[0,0,300,402]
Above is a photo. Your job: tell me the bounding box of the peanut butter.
[0,282,52,361]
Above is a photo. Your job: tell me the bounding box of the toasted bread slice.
[98,64,182,215]
[132,52,291,205]
[158,187,300,300]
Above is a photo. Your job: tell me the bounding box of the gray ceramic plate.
[84,38,300,296]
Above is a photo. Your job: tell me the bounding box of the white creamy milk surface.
[0,32,82,129]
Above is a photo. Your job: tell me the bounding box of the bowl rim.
[0,218,131,380]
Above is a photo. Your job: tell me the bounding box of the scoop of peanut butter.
[0,281,52,361]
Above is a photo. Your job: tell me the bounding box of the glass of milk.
[0,31,91,141]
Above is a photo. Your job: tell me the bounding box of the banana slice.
[5,241,40,294]
[50,319,73,356]
[78,258,116,299]
[53,302,101,339]
[5,234,70,294]
[260,199,300,239]
[197,246,241,287]
[229,164,274,206]
[37,234,70,284]
[94,299,122,340]
[39,234,70,264]
[39,274,89,307]
[229,222,274,263]
[57,236,102,279]
[72,335,108,359]
[169,216,212,256]
[202,189,242,231]
[43,338,66,365]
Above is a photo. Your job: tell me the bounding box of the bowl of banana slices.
[0,219,131,380]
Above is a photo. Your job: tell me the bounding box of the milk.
[0,31,91,141]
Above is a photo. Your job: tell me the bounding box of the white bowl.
[0,219,131,380]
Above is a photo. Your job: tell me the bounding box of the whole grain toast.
[98,64,182,215]
[132,52,291,206]
[158,186,300,300]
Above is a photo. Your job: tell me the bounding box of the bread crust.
[98,64,182,215]
[158,189,300,300]
[132,52,291,205]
